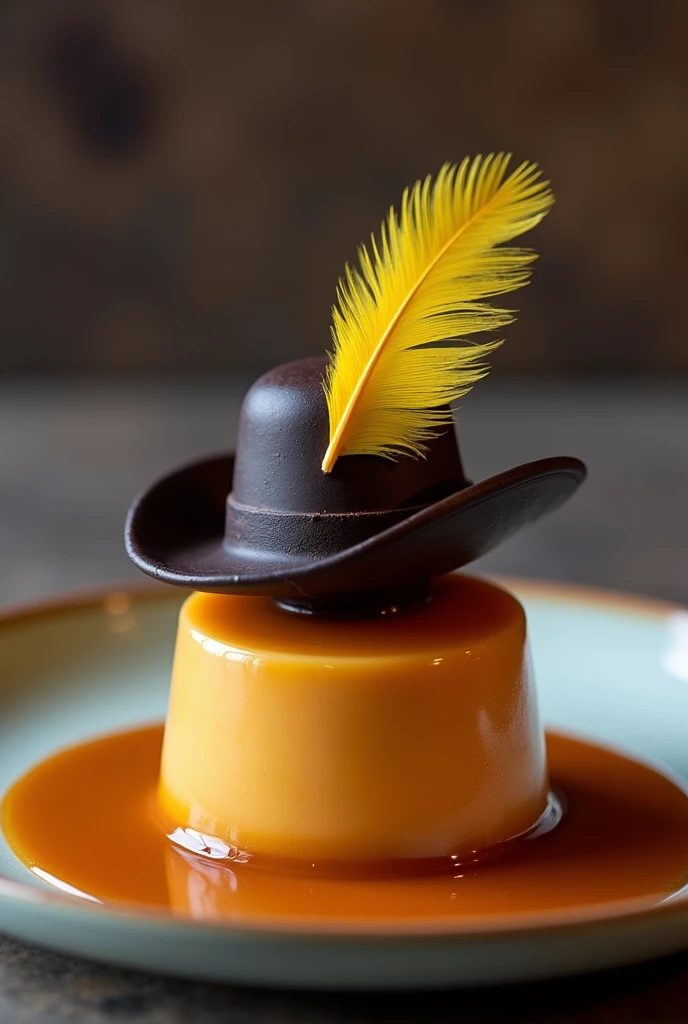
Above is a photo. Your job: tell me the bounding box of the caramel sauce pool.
[3,726,688,924]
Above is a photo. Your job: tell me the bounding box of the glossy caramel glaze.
[3,726,688,925]
[160,576,548,863]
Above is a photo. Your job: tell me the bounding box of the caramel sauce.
[3,726,688,925]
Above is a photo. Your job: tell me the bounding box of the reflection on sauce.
[3,725,688,925]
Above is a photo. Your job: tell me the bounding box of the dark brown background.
[2,0,687,375]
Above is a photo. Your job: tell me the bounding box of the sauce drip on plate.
[3,727,688,925]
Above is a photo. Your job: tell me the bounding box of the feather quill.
[321,153,553,473]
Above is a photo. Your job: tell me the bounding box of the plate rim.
[1,575,681,631]
[0,576,687,942]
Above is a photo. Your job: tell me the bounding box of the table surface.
[1,376,688,1023]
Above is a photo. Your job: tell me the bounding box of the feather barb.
[321,153,553,473]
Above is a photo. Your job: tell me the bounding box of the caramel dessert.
[5,154,686,923]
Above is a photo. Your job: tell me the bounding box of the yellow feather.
[321,153,554,473]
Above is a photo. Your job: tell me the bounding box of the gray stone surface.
[1,376,688,1021]
[1,376,687,607]
[1,932,688,1024]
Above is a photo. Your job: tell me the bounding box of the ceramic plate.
[0,579,687,990]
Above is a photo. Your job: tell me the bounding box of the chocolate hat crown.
[226,357,468,565]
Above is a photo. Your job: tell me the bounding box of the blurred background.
[1,0,687,606]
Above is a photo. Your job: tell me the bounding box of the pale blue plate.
[0,578,687,989]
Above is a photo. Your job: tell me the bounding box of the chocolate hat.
[125,356,585,609]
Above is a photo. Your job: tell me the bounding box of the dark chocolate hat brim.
[125,453,586,599]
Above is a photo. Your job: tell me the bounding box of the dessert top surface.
[181,573,525,659]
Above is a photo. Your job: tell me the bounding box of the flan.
[159,574,549,867]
